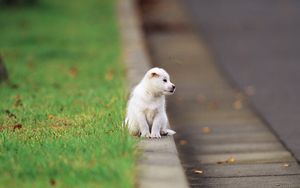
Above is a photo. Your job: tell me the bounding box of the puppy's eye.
[163,79,167,83]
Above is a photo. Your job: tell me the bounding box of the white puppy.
[125,67,176,138]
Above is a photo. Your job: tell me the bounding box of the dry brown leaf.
[226,157,236,164]
[48,114,55,119]
[217,157,236,164]
[202,127,211,134]
[68,67,78,78]
[179,139,187,145]
[50,179,56,186]
[13,124,22,131]
[233,100,243,110]
[105,69,115,81]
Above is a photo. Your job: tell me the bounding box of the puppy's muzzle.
[170,84,176,93]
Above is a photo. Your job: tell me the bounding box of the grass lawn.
[0,0,138,187]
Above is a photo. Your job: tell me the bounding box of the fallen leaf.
[217,157,236,164]
[283,163,290,167]
[179,139,187,145]
[50,179,56,186]
[68,67,78,78]
[202,127,211,134]
[226,157,236,164]
[105,69,115,81]
[48,114,55,119]
[233,100,243,110]
[13,124,22,130]
[194,169,203,174]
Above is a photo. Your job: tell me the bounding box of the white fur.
[125,67,176,138]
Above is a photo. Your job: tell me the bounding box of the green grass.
[0,0,138,187]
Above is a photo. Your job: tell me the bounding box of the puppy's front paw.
[161,129,176,136]
[141,131,151,138]
[150,132,161,139]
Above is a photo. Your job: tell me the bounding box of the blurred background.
[184,0,300,161]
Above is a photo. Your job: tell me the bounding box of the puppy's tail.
[164,129,176,136]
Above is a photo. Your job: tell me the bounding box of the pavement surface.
[183,0,300,162]
[139,0,300,187]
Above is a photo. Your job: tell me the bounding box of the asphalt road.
[183,0,300,161]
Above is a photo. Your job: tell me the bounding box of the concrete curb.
[117,0,189,188]
[117,0,150,89]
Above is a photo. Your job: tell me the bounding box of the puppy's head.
[145,67,176,96]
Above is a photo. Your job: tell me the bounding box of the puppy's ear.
[150,72,159,78]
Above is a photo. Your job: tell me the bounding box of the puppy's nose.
[172,85,176,89]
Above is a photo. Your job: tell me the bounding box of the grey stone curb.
[117,0,150,89]
[117,0,189,188]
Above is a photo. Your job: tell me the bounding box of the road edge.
[117,0,189,187]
